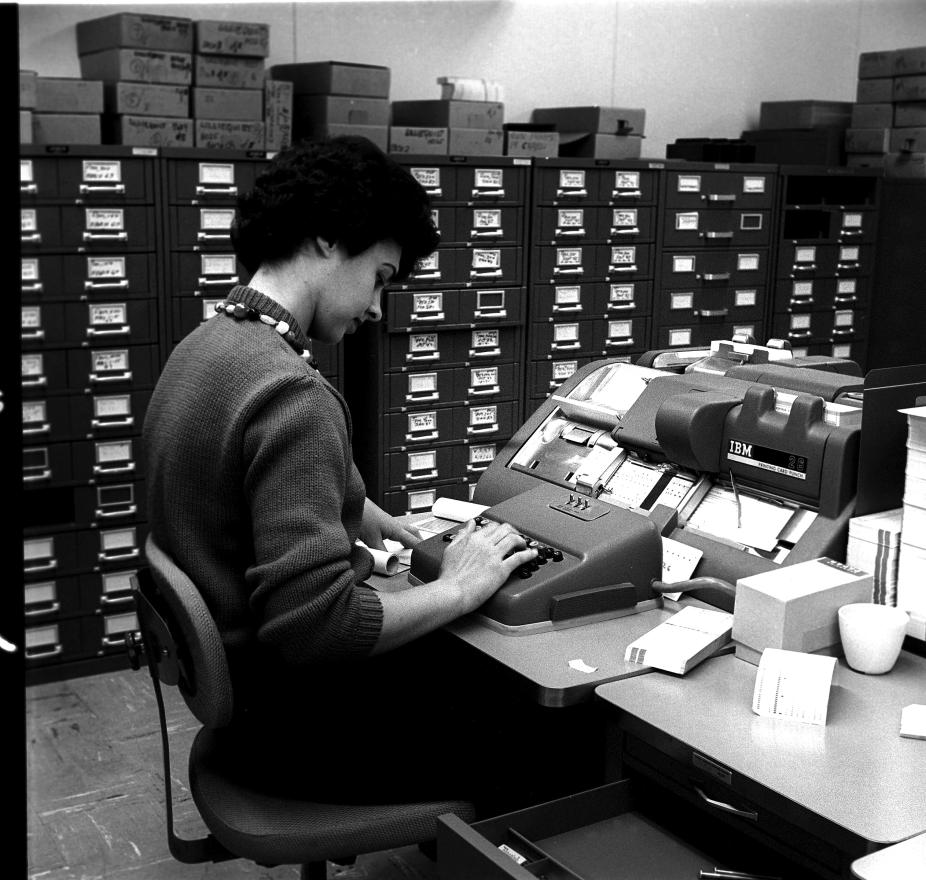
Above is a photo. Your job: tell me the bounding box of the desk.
[851,832,926,880]
[596,651,926,877]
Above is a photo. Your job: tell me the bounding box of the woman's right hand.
[438,519,538,613]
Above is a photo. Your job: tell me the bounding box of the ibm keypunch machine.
[410,339,865,633]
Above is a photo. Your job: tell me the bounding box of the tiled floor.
[26,668,441,880]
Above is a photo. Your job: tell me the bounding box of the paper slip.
[660,537,703,600]
[900,704,926,740]
[752,648,836,726]
[625,606,733,674]
[430,497,488,522]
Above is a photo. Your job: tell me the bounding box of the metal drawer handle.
[405,430,439,442]
[25,601,60,617]
[700,272,731,281]
[196,232,231,242]
[22,423,50,436]
[87,326,130,338]
[92,463,136,476]
[406,352,440,363]
[471,229,504,238]
[606,338,635,347]
[612,227,640,236]
[21,233,42,244]
[556,188,588,198]
[90,371,133,384]
[552,304,582,314]
[421,187,442,198]
[703,231,734,239]
[552,341,581,351]
[102,634,131,647]
[792,264,817,272]
[95,505,137,518]
[98,549,140,563]
[22,282,44,293]
[411,271,441,281]
[405,392,439,404]
[26,644,63,660]
[472,188,505,199]
[99,593,133,606]
[609,265,638,274]
[410,312,445,322]
[837,262,860,270]
[608,303,636,311]
[22,329,46,342]
[832,328,855,336]
[79,184,126,195]
[405,469,439,482]
[789,330,812,339]
[695,309,729,318]
[24,559,56,573]
[834,295,858,304]
[473,309,507,320]
[470,269,503,279]
[693,786,758,822]
[612,189,642,199]
[84,280,129,291]
[198,276,239,287]
[22,376,47,388]
[553,267,584,276]
[706,193,735,203]
[467,424,498,435]
[82,232,128,242]
[556,228,586,237]
[21,183,38,195]
[468,386,500,397]
[469,347,502,359]
[91,416,134,429]
[23,470,52,484]
[195,185,238,197]
[466,463,490,473]
[840,228,862,236]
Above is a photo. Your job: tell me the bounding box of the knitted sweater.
[143,285,384,701]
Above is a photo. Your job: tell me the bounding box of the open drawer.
[437,780,719,880]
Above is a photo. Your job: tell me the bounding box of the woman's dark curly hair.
[231,135,439,280]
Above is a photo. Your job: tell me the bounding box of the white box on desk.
[732,557,872,665]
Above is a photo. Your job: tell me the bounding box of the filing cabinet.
[21,147,158,683]
[768,167,880,369]
[527,159,661,410]
[345,156,529,516]
[654,161,776,351]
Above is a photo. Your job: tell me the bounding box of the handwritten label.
[87,257,126,279]
[21,159,34,183]
[553,360,578,380]
[475,168,503,189]
[416,253,439,272]
[22,354,43,377]
[557,209,584,227]
[201,254,236,275]
[673,255,696,273]
[410,167,440,189]
[23,401,46,424]
[615,171,640,190]
[838,279,857,294]
[737,253,760,271]
[89,304,127,326]
[82,160,122,183]
[610,284,635,303]
[677,175,701,193]
[471,366,498,387]
[408,411,436,432]
[409,372,437,393]
[611,246,636,264]
[470,443,496,464]
[472,329,499,348]
[840,246,860,261]
[409,450,436,471]
[792,281,813,297]
[834,310,855,328]
[21,209,37,232]
[795,246,816,263]
[675,211,699,231]
[470,405,497,425]
[472,249,501,269]
[743,176,766,193]
[735,289,757,307]
[671,292,693,310]
[86,208,125,231]
[92,349,129,372]
[613,208,638,227]
[413,292,443,313]
[842,212,862,229]
[199,163,235,185]
[21,306,41,329]
[557,248,582,266]
[559,169,585,189]
[554,323,579,342]
[410,333,437,352]
[833,344,851,358]
[555,285,581,304]
[94,394,131,418]
[474,209,501,228]
[791,314,811,330]
[22,258,39,281]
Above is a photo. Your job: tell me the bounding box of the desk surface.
[596,651,926,845]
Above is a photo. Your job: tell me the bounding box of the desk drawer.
[620,721,864,879]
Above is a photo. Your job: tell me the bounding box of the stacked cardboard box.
[76,11,194,147]
[849,46,926,177]
[741,100,852,166]
[20,70,37,143]
[192,19,269,150]
[32,76,105,145]
[391,97,504,157]
[530,106,644,159]
[270,61,390,152]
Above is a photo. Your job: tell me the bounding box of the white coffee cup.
[838,603,909,674]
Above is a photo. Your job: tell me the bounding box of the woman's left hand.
[360,497,422,551]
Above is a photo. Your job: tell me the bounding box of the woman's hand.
[360,497,422,551]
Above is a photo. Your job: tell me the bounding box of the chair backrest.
[133,535,234,728]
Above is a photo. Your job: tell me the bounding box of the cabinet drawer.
[532,281,653,320]
[21,206,61,250]
[22,350,69,396]
[533,163,660,204]
[439,205,524,246]
[71,435,144,484]
[75,523,148,572]
[68,344,161,390]
[386,326,522,371]
[168,204,236,249]
[534,244,604,282]
[772,309,866,344]
[24,531,79,580]
[654,321,762,351]
[533,205,657,243]
[23,441,72,487]
[68,388,151,438]
[164,155,266,202]
[24,575,83,623]
[664,168,775,210]
[56,154,155,203]
[385,446,462,488]
[22,397,72,442]
[58,205,155,250]
[658,285,766,324]
[79,568,138,616]
[170,251,250,296]
[386,362,522,410]
[776,242,874,277]
[382,479,476,516]
[62,298,159,346]
[530,319,604,358]
[777,276,871,312]
[661,249,768,286]
[82,609,141,657]
[72,481,146,527]
[20,155,59,200]
[661,209,772,248]
[527,357,596,398]
[25,619,86,667]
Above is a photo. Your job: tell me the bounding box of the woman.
[143,135,536,806]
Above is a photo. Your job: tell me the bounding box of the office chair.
[125,535,476,880]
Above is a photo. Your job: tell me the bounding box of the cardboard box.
[733,558,873,665]
[21,110,33,143]
[105,114,194,147]
[33,112,101,145]
[76,12,194,55]
[195,20,269,57]
[883,151,926,177]
[35,77,104,114]
[845,127,891,153]
[296,122,388,152]
[559,133,643,159]
[894,45,926,77]
[194,54,265,90]
[531,105,645,136]
[264,80,293,152]
[895,101,926,127]
[20,70,37,108]
[858,50,897,79]
[850,102,893,129]
[388,126,448,155]
[104,82,189,117]
[447,127,504,156]
[847,153,887,170]
[759,100,853,130]
[895,75,926,102]
[505,128,559,157]
[193,86,263,121]
[194,119,265,150]
[79,49,193,86]
[742,127,845,166]
[856,77,894,103]
[391,100,503,129]
[293,95,390,127]
[891,126,926,152]
[269,61,390,97]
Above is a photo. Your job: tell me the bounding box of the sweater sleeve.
[241,375,383,665]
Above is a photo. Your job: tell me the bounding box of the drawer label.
[471,366,498,387]
[472,329,499,348]
[407,488,436,510]
[92,349,130,372]
[470,443,496,464]
[408,411,436,432]
[557,247,582,266]
[608,319,632,338]
[833,344,852,358]
[669,328,692,347]
[743,176,766,193]
[87,257,127,279]
[408,450,436,472]
[94,394,131,418]
[23,401,46,424]
[677,174,701,192]
[557,208,584,227]
[474,209,501,228]
[89,303,127,326]
[21,209,37,232]
[839,245,860,262]
[733,323,754,338]
[410,167,440,189]
[559,169,586,189]
[413,292,443,313]
[791,314,811,330]
[673,255,696,273]
[792,281,813,297]
[834,309,855,327]
[472,248,501,268]
[200,208,234,230]
[613,208,638,227]
[201,254,236,275]
[795,246,816,264]
[838,279,857,294]
[735,288,757,307]
[25,581,57,606]
[737,253,760,271]
[555,285,581,304]
[408,372,437,393]
[415,252,439,272]
[96,439,132,464]
[740,213,763,231]
[671,292,693,311]
[552,360,578,380]
[410,333,438,352]
[102,571,135,595]
[22,353,44,377]
[22,258,39,281]
[842,211,862,229]
[24,537,54,561]
[611,246,636,264]
[470,405,497,425]
[86,208,125,230]
[83,160,122,182]
[675,211,699,231]
[199,162,235,185]
[22,306,41,329]
[554,322,579,342]
[610,283,636,303]
[474,168,503,189]
[614,171,640,190]
[21,159,34,183]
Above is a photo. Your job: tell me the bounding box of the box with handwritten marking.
[733,557,872,665]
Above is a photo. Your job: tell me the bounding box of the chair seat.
[188,728,477,867]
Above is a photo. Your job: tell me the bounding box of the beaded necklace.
[214,299,316,367]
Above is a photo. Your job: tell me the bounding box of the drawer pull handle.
[612,189,641,199]
[706,193,735,203]
[82,232,128,243]
[609,265,638,274]
[405,352,440,363]
[467,424,498,436]
[90,371,133,384]
[470,269,503,279]
[839,228,863,236]
[555,228,586,238]
[472,188,505,199]
[834,295,858,305]
[836,262,860,270]
[95,505,137,519]
[24,559,56,573]
[789,330,812,339]
[22,376,47,388]
[22,282,44,293]
[98,549,140,563]
[84,280,129,291]
[195,185,238,197]
[606,338,634,348]
[608,303,636,312]
[469,347,501,359]
[405,469,439,482]
[466,463,490,473]
[468,386,500,397]
[553,267,584,276]
[405,430,439,442]
[611,227,640,236]
[792,263,817,272]
[700,272,731,282]
[21,329,46,342]
[93,463,136,476]
[695,309,729,318]
[411,271,441,281]
[23,470,52,484]
[552,341,581,351]
[474,309,507,320]
[405,392,439,404]
[21,233,42,244]
[91,416,134,429]
[410,312,445,322]
[703,231,734,239]
[87,326,130,338]
[556,188,587,198]
[832,328,855,336]
[693,785,758,822]
[26,644,63,660]
[552,304,582,314]
[25,601,60,617]
[196,232,231,242]
[21,183,38,195]
[22,423,50,436]
[471,229,504,239]
[197,276,239,287]
[421,187,442,198]
[79,184,126,195]
[99,593,133,606]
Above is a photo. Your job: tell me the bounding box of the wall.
[17,0,926,157]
